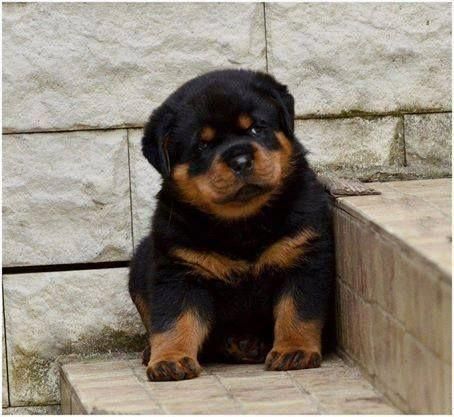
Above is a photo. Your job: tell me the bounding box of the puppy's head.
[143,70,301,219]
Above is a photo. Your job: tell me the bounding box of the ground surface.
[61,354,398,414]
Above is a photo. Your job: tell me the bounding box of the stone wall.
[2,2,452,411]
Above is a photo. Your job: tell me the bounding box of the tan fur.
[131,293,151,333]
[275,131,294,177]
[172,228,319,281]
[272,295,322,355]
[200,126,216,142]
[237,113,253,129]
[253,228,318,273]
[172,159,274,219]
[172,248,249,281]
[148,310,209,365]
[172,131,295,220]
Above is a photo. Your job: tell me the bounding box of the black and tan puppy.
[129,69,334,381]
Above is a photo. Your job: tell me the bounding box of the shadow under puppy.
[129,69,334,381]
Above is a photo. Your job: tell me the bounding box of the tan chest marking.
[172,248,249,282]
[171,228,318,281]
[253,228,318,273]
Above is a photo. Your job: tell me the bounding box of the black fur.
[129,69,334,376]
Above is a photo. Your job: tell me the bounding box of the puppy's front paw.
[265,348,321,371]
[147,356,201,381]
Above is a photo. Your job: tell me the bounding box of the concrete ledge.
[333,178,451,413]
[60,354,398,414]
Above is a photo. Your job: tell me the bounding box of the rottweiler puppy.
[129,69,334,381]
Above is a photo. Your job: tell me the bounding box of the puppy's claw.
[265,348,321,371]
[147,356,201,381]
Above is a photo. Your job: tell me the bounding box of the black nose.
[227,153,254,176]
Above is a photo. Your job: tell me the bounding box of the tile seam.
[285,370,324,414]
[126,129,135,253]
[2,280,11,408]
[3,111,451,135]
[262,2,269,73]
[211,372,246,414]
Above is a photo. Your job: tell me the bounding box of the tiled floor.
[60,354,398,414]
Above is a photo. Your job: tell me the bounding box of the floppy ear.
[142,105,175,178]
[272,86,295,138]
[252,72,295,138]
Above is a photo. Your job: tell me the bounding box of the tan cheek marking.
[171,132,294,220]
[172,163,205,205]
[173,161,271,219]
[272,295,322,354]
[173,160,238,202]
[148,310,209,364]
[252,143,281,185]
[200,126,216,142]
[238,113,253,130]
[171,248,249,281]
[209,193,273,219]
[208,158,238,191]
[274,131,294,176]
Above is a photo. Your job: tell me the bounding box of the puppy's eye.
[198,141,209,151]
[249,125,264,136]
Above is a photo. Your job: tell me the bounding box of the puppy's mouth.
[216,183,274,204]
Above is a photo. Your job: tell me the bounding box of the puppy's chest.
[170,226,317,282]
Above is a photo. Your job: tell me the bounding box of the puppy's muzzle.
[222,143,254,177]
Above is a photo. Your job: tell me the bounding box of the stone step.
[60,354,399,414]
[333,178,451,413]
[59,178,451,414]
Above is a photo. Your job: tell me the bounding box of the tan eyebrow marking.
[200,126,216,142]
[237,113,254,130]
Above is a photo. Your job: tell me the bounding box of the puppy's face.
[143,70,298,219]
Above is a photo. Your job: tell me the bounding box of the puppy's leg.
[129,292,152,365]
[129,237,154,366]
[130,292,152,333]
[146,283,212,381]
[265,293,323,371]
[265,242,333,371]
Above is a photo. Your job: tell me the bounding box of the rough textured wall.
[2,2,452,410]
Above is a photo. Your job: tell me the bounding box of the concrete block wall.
[333,180,451,413]
[2,2,452,411]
